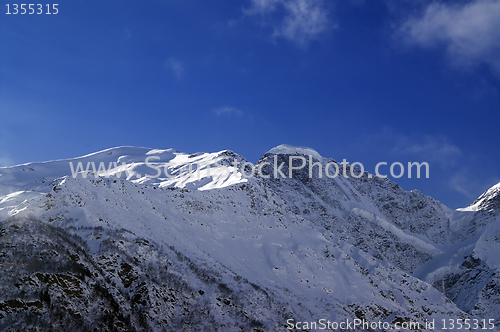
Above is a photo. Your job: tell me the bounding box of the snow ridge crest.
[266,144,323,162]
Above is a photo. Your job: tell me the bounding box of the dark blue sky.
[1,0,499,208]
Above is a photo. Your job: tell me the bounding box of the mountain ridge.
[0,145,499,331]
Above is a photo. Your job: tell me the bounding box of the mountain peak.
[459,182,500,213]
[266,144,323,161]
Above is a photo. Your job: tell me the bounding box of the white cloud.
[406,137,461,159]
[449,170,477,198]
[399,0,500,71]
[448,169,500,200]
[246,0,281,15]
[394,134,462,166]
[213,106,244,116]
[245,0,332,47]
[164,57,184,78]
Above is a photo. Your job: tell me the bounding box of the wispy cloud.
[164,57,184,79]
[449,169,477,198]
[213,106,244,116]
[448,168,500,201]
[398,0,500,72]
[245,0,280,15]
[245,0,333,48]
[393,134,462,166]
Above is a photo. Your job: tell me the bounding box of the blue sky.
[1,0,499,208]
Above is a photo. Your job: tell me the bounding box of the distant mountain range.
[0,145,498,331]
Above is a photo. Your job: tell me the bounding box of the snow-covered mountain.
[0,145,498,331]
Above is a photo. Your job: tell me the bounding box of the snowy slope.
[423,183,500,322]
[459,182,500,214]
[0,145,499,331]
[0,147,247,221]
